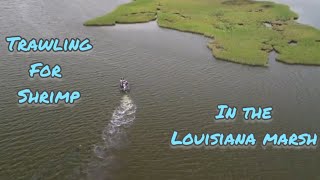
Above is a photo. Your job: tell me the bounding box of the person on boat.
[122,80,128,89]
[120,78,124,88]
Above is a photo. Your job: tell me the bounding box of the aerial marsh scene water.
[0,0,320,179]
[85,0,320,66]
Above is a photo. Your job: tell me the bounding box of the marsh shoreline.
[84,0,320,66]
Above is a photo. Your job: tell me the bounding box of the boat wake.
[87,95,137,180]
[95,95,136,157]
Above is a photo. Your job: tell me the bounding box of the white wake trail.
[95,95,137,158]
[87,95,137,180]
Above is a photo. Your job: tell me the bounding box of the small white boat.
[119,78,130,92]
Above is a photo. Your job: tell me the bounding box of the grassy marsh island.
[84,0,320,66]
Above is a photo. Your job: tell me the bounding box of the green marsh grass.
[84,0,320,66]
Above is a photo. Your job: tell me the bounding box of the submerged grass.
[84,0,320,66]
